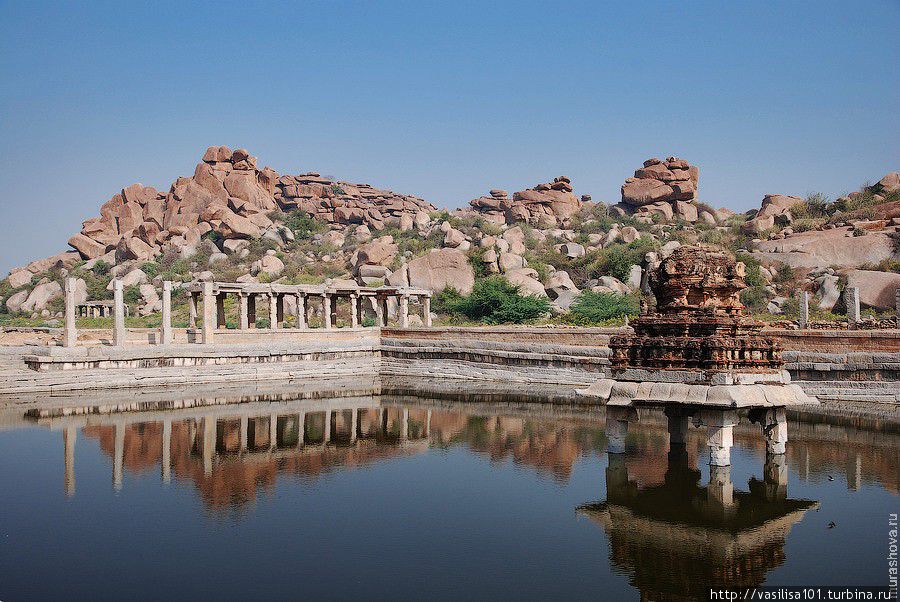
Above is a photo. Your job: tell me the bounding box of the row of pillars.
[798,286,900,328]
[187,283,431,345]
[605,406,788,467]
[64,278,173,348]
[62,408,430,495]
[63,276,432,348]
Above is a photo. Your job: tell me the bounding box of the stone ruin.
[579,244,815,408]
[612,244,783,375]
[579,244,816,467]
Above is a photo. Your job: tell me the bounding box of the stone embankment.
[1,326,897,407]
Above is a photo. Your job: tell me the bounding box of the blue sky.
[1,0,898,274]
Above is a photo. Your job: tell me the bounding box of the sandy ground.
[0,330,58,346]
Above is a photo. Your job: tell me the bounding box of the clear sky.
[1,0,898,274]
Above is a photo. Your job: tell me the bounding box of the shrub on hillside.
[569,291,639,324]
[437,277,550,324]
[271,210,326,239]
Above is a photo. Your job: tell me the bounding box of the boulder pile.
[617,157,711,223]
[275,173,434,231]
[468,177,584,227]
[57,146,436,265]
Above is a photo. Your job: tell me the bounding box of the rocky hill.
[2,146,898,327]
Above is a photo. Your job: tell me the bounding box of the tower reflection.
[578,449,817,600]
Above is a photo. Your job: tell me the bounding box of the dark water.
[0,396,897,600]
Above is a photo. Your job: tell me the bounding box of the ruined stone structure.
[579,244,816,466]
[610,244,783,375]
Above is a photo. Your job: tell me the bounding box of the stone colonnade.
[59,406,430,493]
[605,405,788,467]
[182,282,433,345]
[62,278,433,347]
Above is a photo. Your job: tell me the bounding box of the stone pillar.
[350,295,359,328]
[330,296,338,328]
[760,407,788,455]
[381,298,390,326]
[161,419,172,484]
[665,407,689,447]
[323,294,332,329]
[400,408,410,440]
[605,452,630,503]
[63,277,77,347]
[799,291,809,329]
[845,286,860,323]
[423,296,432,327]
[238,294,249,330]
[269,294,278,330]
[201,281,215,344]
[188,292,198,329]
[247,294,257,328]
[113,279,126,347]
[605,406,632,454]
[297,412,306,447]
[113,421,125,491]
[763,453,788,501]
[296,294,307,329]
[703,409,738,466]
[277,295,286,328]
[399,295,409,328]
[269,414,278,450]
[374,296,384,327]
[350,408,358,443]
[846,452,862,491]
[323,411,332,444]
[239,416,249,452]
[424,410,432,438]
[202,417,214,475]
[64,425,76,497]
[161,281,173,345]
[216,293,226,328]
[707,465,735,517]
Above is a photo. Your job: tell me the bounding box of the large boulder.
[387,248,475,294]
[873,172,900,195]
[843,269,900,310]
[252,250,285,277]
[21,281,62,313]
[68,233,109,259]
[504,268,547,298]
[814,273,841,310]
[5,290,29,313]
[356,238,398,267]
[753,227,900,271]
[743,194,805,233]
[7,269,33,289]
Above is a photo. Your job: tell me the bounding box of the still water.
[0,395,896,600]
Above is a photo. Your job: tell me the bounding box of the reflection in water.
[579,449,816,600]
[19,397,898,599]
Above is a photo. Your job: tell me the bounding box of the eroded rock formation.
[468,176,584,227]
[618,157,706,223]
[65,146,437,263]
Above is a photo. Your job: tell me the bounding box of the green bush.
[569,291,639,324]
[438,277,549,324]
[735,252,764,287]
[271,210,326,240]
[91,260,112,276]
